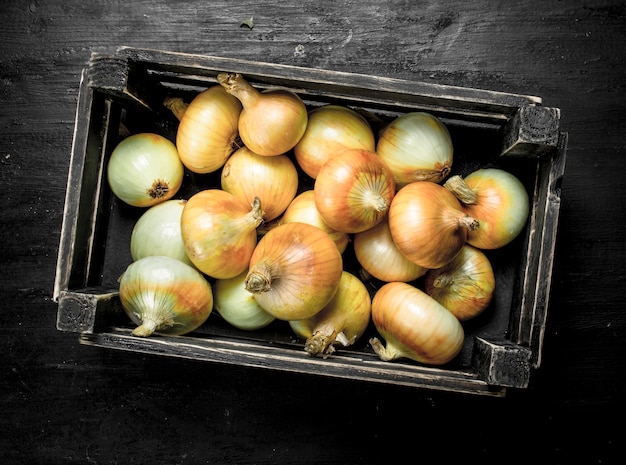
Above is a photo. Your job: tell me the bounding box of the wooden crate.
[53,47,567,397]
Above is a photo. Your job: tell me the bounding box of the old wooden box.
[53,47,566,397]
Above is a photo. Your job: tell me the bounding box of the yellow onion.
[107,133,183,207]
[376,112,453,188]
[217,72,307,156]
[280,190,350,253]
[170,86,242,174]
[314,148,396,233]
[245,222,343,320]
[130,199,193,267]
[444,168,530,249]
[294,104,375,178]
[289,271,371,358]
[221,146,298,222]
[369,282,464,365]
[213,272,276,331]
[389,181,479,269]
[119,256,213,337]
[181,190,264,279]
[353,219,427,282]
[424,244,495,321]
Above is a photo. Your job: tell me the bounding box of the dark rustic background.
[1,1,624,464]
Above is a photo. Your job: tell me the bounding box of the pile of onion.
[106,73,538,373]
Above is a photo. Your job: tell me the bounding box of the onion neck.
[411,165,451,183]
[132,319,157,337]
[163,96,188,121]
[369,337,401,362]
[363,190,389,212]
[217,72,260,109]
[248,196,265,226]
[444,175,478,204]
[305,330,337,358]
[459,214,480,231]
[432,274,454,288]
[245,262,273,293]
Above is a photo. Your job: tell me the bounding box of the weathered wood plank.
[509,133,568,367]
[84,48,547,132]
[79,328,506,397]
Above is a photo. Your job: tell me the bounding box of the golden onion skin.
[424,244,496,321]
[446,169,530,250]
[175,86,242,174]
[119,256,213,337]
[294,104,375,179]
[370,282,464,365]
[245,222,343,321]
[181,189,264,279]
[289,271,372,357]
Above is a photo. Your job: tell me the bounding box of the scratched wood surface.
[1,1,624,463]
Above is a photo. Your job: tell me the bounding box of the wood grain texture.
[1,0,624,463]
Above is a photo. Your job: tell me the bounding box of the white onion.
[376,112,453,188]
[107,133,184,207]
[130,199,193,267]
[213,272,276,331]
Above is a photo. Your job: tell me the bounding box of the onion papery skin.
[280,190,350,253]
[181,189,264,279]
[174,86,242,174]
[444,169,530,250]
[130,199,193,267]
[424,244,495,321]
[245,222,343,320]
[369,282,464,365]
[217,73,308,156]
[353,219,427,283]
[294,104,376,179]
[289,271,372,358]
[119,256,213,337]
[314,148,396,234]
[107,133,184,207]
[388,181,479,269]
[376,112,453,188]
[221,146,298,222]
[213,272,276,331]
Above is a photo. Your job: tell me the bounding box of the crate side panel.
[79,329,506,397]
[54,78,117,299]
[509,133,567,367]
